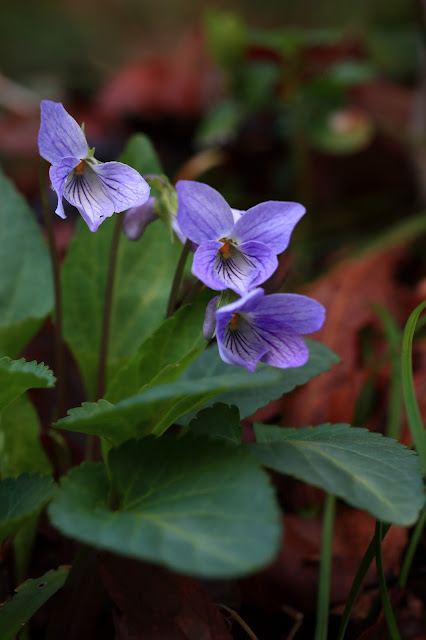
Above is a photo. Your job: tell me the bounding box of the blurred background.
[2,2,426,634]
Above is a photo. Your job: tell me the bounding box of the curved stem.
[315,494,335,640]
[337,523,390,640]
[40,161,66,419]
[166,238,192,318]
[375,521,401,640]
[95,214,122,401]
[399,506,426,588]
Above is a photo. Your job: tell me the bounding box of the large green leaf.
[49,435,281,577]
[0,567,68,640]
[62,217,183,399]
[178,339,339,424]
[0,168,53,356]
[0,394,52,479]
[0,473,53,544]
[0,358,55,411]
[57,340,337,445]
[106,290,212,403]
[189,403,241,445]
[248,423,425,526]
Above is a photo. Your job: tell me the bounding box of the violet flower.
[211,288,325,371]
[176,180,305,295]
[38,100,150,232]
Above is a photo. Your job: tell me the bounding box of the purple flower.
[38,100,150,232]
[176,180,305,295]
[212,288,325,371]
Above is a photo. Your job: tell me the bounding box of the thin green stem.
[87,215,122,461]
[166,238,192,318]
[337,524,390,640]
[95,214,122,401]
[375,522,401,640]
[40,161,66,419]
[315,494,335,640]
[399,506,426,588]
[401,301,426,471]
[373,304,402,440]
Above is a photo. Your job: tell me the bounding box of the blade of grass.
[314,494,335,640]
[375,521,401,640]
[399,506,426,588]
[373,304,402,441]
[401,301,426,471]
[337,524,390,640]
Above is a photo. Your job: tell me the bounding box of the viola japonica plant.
[0,100,424,640]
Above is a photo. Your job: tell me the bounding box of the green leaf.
[62,216,182,398]
[0,473,53,544]
[58,340,338,445]
[49,435,281,577]
[0,358,55,411]
[0,394,52,479]
[0,567,69,640]
[56,379,233,445]
[248,423,425,526]
[178,339,339,424]
[106,291,212,403]
[189,403,241,445]
[0,168,53,356]
[118,133,163,177]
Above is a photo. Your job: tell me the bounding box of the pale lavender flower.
[212,288,325,371]
[176,180,305,295]
[38,100,150,232]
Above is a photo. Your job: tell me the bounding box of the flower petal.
[176,180,234,245]
[251,293,326,334]
[237,241,278,289]
[64,164,115,232]
[232,201,305,254]
[192,242,261,294]
[259,329,310,368]
[216,313,267,371]
[92,161,150,212]
[49,156,81,220]
[38,100,88,165]
[123,197,158,241]
[203,296,219,340]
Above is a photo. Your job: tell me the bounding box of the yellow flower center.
[219,240,231,259]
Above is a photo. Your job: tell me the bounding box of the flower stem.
[40,161,66,419]
[336,523,390,640]
[166,238,192,318]
[95,214,122,401]
[375,521,402,640]
[314,494,335,640]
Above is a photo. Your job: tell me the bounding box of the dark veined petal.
[215,288,325,371]
[176,180,234,245]
[38,100,88,165]
[49,156,81,219]
[257,328,310,368]
[193,242,260,294]
[232,201,305,255]
[92,161,150,212]
[216,313,268,371]
[249,293,326,334]
[237,241,278,290]
[64,164,115,232]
